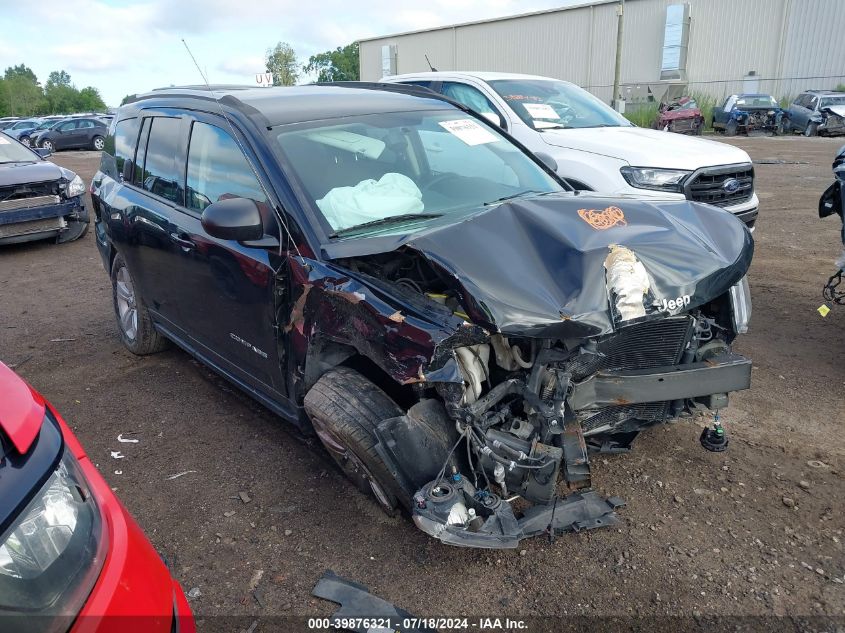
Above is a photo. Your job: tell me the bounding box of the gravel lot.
[1,136,844,629]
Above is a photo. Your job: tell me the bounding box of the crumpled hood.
[323,194,754,339]
[0,160,64,187]
[822,105,845,118]
[539,126,752,171]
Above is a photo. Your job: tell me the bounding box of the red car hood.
[0,361,45,454]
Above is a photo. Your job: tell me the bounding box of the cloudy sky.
[0,0,576,106]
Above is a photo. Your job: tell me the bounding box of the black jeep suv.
[91,84,754,548]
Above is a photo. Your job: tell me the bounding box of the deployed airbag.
[317,172,424,230]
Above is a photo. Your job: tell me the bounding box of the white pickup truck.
[385,72,758,229]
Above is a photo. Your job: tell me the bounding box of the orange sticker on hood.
[577,206,627,230]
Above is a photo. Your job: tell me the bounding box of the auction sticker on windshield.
[523,103,560,120]
[0,136,9,144]
[438,119,498,145]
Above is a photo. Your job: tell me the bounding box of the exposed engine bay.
[294,195,755,548]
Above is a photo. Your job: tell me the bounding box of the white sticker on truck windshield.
[523,103,561,120]
[438,119,498,146]
[0,136,9,144]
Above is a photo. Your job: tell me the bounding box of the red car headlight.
[0,447,107,632]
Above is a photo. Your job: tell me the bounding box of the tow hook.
[700,411,729,452]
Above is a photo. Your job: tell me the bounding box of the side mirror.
[35,147,52,158]
[201,197,264,242]
[534,151,558,173]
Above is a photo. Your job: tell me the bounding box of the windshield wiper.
[331,212,443,237]
[484,190,553,206]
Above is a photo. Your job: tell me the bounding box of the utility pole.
[612,0,625,111]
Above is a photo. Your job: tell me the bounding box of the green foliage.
[265,42,299,86]
[688,91,717,130]
[0,66,107,117]
[835,83,845,93]
[623,101,658,128]
[778,95,794,109]
[304,42,359,83]
[120,94,136,106]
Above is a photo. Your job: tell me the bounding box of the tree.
[120,94,136,106]
[76,87,106,111]
[304,42,359,83]
[46,70,72,90]
[265,42,299,86]
[4,64,37,83]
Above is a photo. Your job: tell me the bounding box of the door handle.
[169,232,196,250]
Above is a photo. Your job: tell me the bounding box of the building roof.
[357,0,618,43]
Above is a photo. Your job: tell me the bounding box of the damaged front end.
[302,195,754,548]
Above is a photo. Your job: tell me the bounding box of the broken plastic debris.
[117,433,139,443]
[110,451,125,459]
[114,470,122,475]
[166,470,197,480]
[604,245,650,321]
[818,304,831,317]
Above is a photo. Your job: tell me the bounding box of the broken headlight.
[65,174,85,198]
[620,166,690,193]
[0,448,106,631]
[728,276,752,334]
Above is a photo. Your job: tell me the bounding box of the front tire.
[804,122,818,137]
[42,139,54,153]
[110,253,169,355]
[20,136,30,147]
[92,135,105,151]
[304,367,410,515]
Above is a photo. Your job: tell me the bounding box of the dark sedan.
[36,117,108,152]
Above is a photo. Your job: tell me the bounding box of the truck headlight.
[620,166,691,193]
[0,447,106,627]
[728,276,752,334]
[66,174,85,198]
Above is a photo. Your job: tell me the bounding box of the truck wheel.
[725,120,738,136]
[110,253,169,355]
[304,367,409,516]
[804,122,818,137]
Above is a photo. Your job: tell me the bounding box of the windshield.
[736,95,778,108]
[820,96,845,108]
[34,120,60,131]
[10,120,38,130]
[0,134,38,162]
[273,110,563,236]
[487,79,632,130]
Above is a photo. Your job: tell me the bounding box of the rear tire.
[110,253,169,355]
[304,367,409,515]
[725,120,738,136]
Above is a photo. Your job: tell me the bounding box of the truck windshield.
[273,110,563,236]
[487,79,633,130]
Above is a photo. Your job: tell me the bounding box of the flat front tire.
[304,367,410,515]
[110,253,169,355]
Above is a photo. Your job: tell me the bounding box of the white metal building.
[359,0,845,104]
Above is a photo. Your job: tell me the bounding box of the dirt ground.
[1,136,844,630]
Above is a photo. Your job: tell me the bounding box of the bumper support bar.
[568,353,752,410]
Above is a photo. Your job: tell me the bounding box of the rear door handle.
[169,232,196,250]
